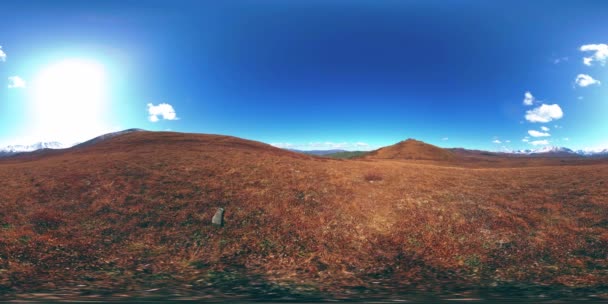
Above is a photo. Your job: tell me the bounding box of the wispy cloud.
[147,103,178,122]
[441,137,448,141]
[580,43,608,66]
[0,46,5,62]
[530,140,549,146]
[553,57,568,64]
[522,137,530,142]
[575,74,601,87]
[492,139,502,144]
[540,126,550,131]
[523,91,535,106]
[525,104,563,123]
[528,130,550,137]
[7,76,26,89]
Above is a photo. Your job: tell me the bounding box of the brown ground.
[1,131,607,300]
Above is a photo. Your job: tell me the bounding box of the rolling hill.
[364,139,456,161]
[1,130,608,301]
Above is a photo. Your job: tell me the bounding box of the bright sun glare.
[31,59,110,144]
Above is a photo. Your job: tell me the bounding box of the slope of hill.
[1,131,608,301]
[364,139,456,161]
[73,128,146,148]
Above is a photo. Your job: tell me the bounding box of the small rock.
[212,207,225,226]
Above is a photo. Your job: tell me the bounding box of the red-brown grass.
[0,131,607,299]
[363,171,383,182]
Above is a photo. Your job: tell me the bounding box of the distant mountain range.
[510,146,608,157]
[0,141,68,157]
[1,131,608,159]
[296,143,608,158]
[0,129,145,157]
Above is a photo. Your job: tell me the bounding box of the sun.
[31,59,110,143]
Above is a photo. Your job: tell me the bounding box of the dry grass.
[0,131,607,298]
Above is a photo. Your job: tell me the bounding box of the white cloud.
[523,91,535,106]
[528,130,550,137]
[0,46,5,62]
[7,76,26,89]
[271,141,374,151]
[525,104,563,123]
[441,137,448,141]
[563,137,569,141]
[492,139,502,144]
[575,74,601,87]
[530,140,549,146]
[580,43,608,66]
[522,137,530,142]
[583,57,593,66]
[505,140,511,143]
[147,103,178,122]
[270,142,294,149]
[540,126,550,131]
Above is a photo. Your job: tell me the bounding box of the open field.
[1,131,607,301]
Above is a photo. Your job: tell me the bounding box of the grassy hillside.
[1,131,607,300]
[365,139,455,161]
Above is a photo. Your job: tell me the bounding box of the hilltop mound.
[365,138,455,161]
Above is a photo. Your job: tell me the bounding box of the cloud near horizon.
[147,103,178,122]
[525,104,563,123]
[271,141,373,151]
[528,130,550,137]
[580,43,608,66]
[7,76,26,89]
[530,139,549,146]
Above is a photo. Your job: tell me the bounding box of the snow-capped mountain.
[0,129,146,157]
[511,146,608,157]
[575,148,608,156]
[0,141,69,155]
[531,146,575,155]
[512,146,572,155]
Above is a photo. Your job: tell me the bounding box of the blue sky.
[0,1,607,151]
